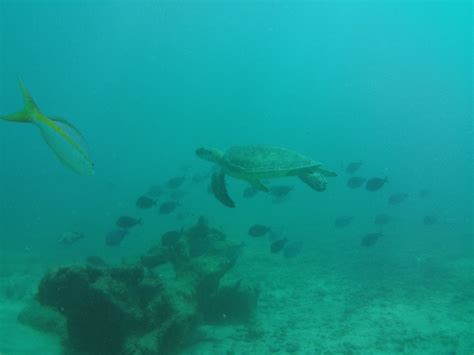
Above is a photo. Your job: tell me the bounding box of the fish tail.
[0,78,40,123]
[0,108,31,123]
[18,77,40,114]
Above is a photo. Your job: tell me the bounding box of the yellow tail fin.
[0,78,40,123]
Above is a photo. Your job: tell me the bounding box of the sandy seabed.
[0,245,472,355]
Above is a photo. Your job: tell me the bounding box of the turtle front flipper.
[299,172,327,191]
[249,180,269,192]
[317,167,338,177]
[211,170,235,208]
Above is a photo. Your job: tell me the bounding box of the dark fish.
[136,195,156,209]
[159,201,178,214]
[334,216,354,228]
[419,189,431,198]
[85,256,107,267]
[58,231,84,245]
[365,177,388,191]
[388,193,408,205]
[346,177,366,189]
[105,229,128,246]
[269,185,294,198]
[242,186,259,198]
[211,170,235,208]
[361,232,382,247]
[423,215,438,225]
[116,216,142,229]
[147,184,163,198]
[166,176,186,189]
[345,161,363,174]
[283,241,303,258]
[271,238,288,253]
[374,214,391,226]
[161,229,182,247]
[248,224,270,237]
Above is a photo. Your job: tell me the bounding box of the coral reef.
[37,264,152,354]
[30,216,258,354]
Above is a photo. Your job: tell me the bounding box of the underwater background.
[0,1,472,354]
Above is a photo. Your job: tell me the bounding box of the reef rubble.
[20,216,258,354]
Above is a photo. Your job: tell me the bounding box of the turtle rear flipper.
[211,170,235,208]
[299,172,327,192]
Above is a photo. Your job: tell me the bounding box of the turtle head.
[196,147,224,164]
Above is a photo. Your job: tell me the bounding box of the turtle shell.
[224,145,320,174]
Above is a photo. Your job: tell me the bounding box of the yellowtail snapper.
[0,79,94,175]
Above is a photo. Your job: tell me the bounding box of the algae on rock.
[32,216,259,355]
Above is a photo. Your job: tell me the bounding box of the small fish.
[159,201,178,214]
[248,224,271,237]
[161,229,182,247]
[365,177,388,191]
[388,193,408,205]
[374,214,391,226]
[136,195,156,209]
[166,176,186,189]
[334,216,354,228]
[105,229,128,246]
[269,185,294,198]
[271,238,288,253]
[423,215,438,225]
[85,256,107,267]
[283,241,303,258]
[242,186,259,198]
[346,177,366,189]
[58,231,84,245]
[419,189,431,198]
[116,216,142,229]
[345,161,363,174]
[147,184,163,198]
[361,232,382,247]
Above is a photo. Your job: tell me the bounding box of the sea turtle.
[196,145,337,207]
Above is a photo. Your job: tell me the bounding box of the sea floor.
[0,245,472,355]
[182,247,473,354]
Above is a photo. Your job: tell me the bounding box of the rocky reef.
[21,216,258,354]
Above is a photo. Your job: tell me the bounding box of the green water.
[0,1,472,354]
